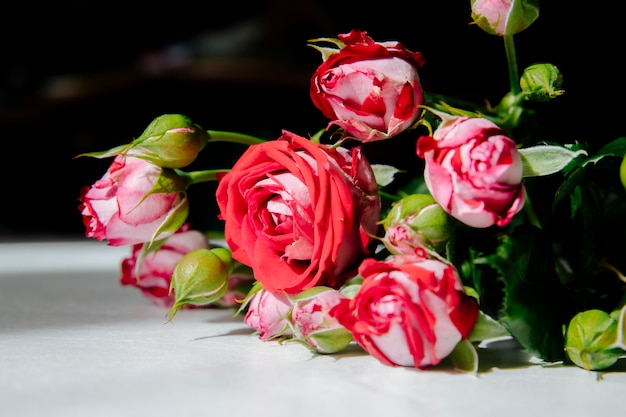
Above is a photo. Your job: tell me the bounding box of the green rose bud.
[564,309,621,371]
[166,247,234,321]
[471,0,540,36]
[520,63,565,102]
[127,114,210,169]
[382,194,450,249]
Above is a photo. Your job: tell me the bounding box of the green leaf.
[583,137,626,167]
[520,145,587,177]
[484,225,566,361]
[371,164,405,187]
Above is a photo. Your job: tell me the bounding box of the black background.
[1,0,623,240]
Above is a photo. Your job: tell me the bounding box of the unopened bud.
[565,309,622,371]
[166,247,234,320]
[520,63,564,102]
[381,194,450,253]
[471,0,539,36]
[128,114,210,168]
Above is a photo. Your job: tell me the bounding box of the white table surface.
[1,239,624,417]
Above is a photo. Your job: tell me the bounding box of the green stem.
[503,35,520,95]
[523,192,542,230]
[177,169,231,186]
[207,130,266,146]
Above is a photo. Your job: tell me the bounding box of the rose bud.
[330,255,479,368]
[120,225,210,307]
[216,130,381,294]
[290,287,353,354]
[243,288,294,341]
[309,29,425,142]
[565,309,623,371]
[471,0,540,36]
[124,114,210,168]
[416,115,525,228]
[520,63,565,102]
[79,155,189,246]
[75,114,210,169]
[381,194,450,254]
[166,247,234,320]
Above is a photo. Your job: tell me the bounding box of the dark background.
[1,0,623,240]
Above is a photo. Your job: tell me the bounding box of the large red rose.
[215,131,381,294]
[310,29,425,142]
[331,254,479,368]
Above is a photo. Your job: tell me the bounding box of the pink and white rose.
[310,29,425,142]
[120,225,210,307]
[244,289,293,341]
[79,155,188,246]
[215,131,381,294]
[416,116,525,228]
[290,287,352,353]
[330,255,479,368]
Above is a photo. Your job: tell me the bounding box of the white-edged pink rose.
[79,155,188,246]
[416,116,525,228]
[244,289,293,341]
[290,287,352,353]
[120,225,209,307]
[330,255,479,368]
[310,29,425,142]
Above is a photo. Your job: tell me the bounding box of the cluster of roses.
[78,0,626,372]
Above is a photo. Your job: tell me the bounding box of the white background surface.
[1,240,625,417]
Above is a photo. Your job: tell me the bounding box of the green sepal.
[234,280,264,317]
[307,37,344,61]
[306,327,353,354]
[74,144,129,160]
[148,197,189,248]
[467,310,511,342]
[371,164,404,187]
[291,286,334,302]
[134,238,168,281]
[448,339,479,373]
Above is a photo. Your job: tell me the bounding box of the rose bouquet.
[76,0,626,373]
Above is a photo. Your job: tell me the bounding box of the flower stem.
[523,192,542,230]
[177,169,231,186]
[503,35,520,95]
[207,130,266,146]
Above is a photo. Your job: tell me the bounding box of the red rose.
[331,255,479,368]
[310,29,425,142]
[215,131,381,294]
